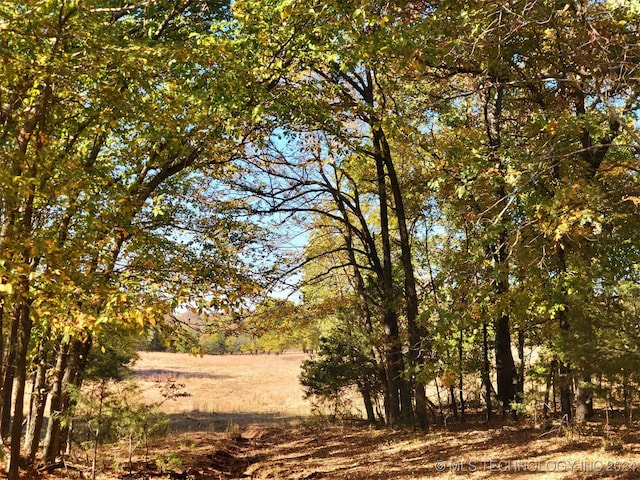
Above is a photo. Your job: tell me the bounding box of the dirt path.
[101,420,640,480]
[31,353,640,479]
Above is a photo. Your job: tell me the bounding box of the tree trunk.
[517,329,525,398]
[484,84,518,418]
[382,311,403,426]
[0,302,4,423]
[555,244,573,421]
[458,329,465,423]
[7,176,37,479]
[376,123,428,430]
[482,322,492,421]
[371,114,404,426]
[449,385,458,419]
[575,375,593,422]
[61,336,93,456]
[622,373,631,426]
[1,311,19,440]
[42,343,69,464]
[543,359,555,418]
[495,313,517,415]
[330,183,384,426]
[25,335,50,463]
[359,385,376,423]
[7,299,34,480]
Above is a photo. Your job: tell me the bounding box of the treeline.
[1,0,640,477]
[143,299,321,354]
[226,0,640,430]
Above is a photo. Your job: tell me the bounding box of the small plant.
[300,333,382,421]
[156,451,183,472]
[72,380,170,477]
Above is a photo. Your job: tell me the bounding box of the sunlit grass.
[130,351,313,417]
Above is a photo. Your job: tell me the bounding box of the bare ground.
[34,420,640,480]
[25,352,640,480]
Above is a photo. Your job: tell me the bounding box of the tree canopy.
[1,0,640,476]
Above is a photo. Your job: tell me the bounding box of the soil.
[24,415,640,480]
[17,354,640,479]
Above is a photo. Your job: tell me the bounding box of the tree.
[0,1,272,475]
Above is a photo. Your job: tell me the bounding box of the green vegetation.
[1,0,640,477]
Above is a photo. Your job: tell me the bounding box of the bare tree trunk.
[482,322,493,421]
[7,297,34,480]
[358,385,376,423]
[42,343,69,464]
[622,373,631,426]
[449,385,458,420]
[0,312,18,440]
[0,303,4,427]
[25,334,50,463]
[555,245,572,421]
[543,360,554,418]
[434,378,445,424]
[376,125,428,430]
[517,329,525,399]
[495,312,517,415]
[575,375,593,422]
[458,329,465,423]
[7,162,38,479]
[61,336,92,456]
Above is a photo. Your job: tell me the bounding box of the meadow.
[38,351,640,480]
[130,351,316,431]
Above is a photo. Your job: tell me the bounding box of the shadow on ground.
[167,411,305,433]
[34,421,640,480]
[131,368,231,380]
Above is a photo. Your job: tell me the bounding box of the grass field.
[40,351,640,480]
[130,351,316,431]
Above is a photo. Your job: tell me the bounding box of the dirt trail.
[101,421,640,480]
[30,353,640,479]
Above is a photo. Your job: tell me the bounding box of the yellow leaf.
[134,310,145,326]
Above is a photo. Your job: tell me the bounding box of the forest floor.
[28,352,640,480]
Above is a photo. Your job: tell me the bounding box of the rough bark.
[482,322,493,421]
[0,312,18,439]
[377,126,428,430]
[42,343,70,464]
[25,336,50,463]
[7,298,34,480]
[575,375,594,422]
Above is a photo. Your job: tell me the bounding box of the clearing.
[34,352,640,479]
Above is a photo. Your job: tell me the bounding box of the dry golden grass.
[31,351,640,480]
[130,351,314,431]
[122,352,640,480]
